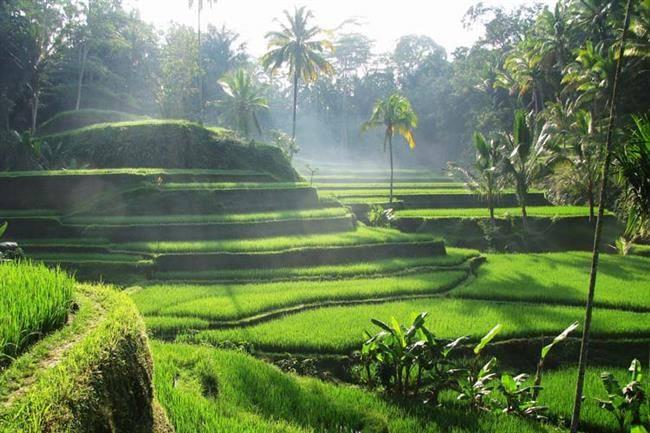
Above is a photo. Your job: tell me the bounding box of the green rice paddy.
[0,261,75,364]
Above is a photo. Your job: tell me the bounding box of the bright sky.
[125,0,553,57]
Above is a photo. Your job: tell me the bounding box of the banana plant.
[452,324,502,409]
[496,373,548,419]
[597,359,649,433]
[532,321,580,398]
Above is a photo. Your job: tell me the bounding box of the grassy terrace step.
[135,269,470,333]
[335,192,550,208]
[453,252,650,311]
[396,206,605,219]
[0,284,163,433]
[184,298,650,354]
[153,248,478,282]
[154,241,445,271]
[3,208,353,240]
[85,184,320,215]
[315,182,467,190]
[153,342,563,433]
[0,169,278,210]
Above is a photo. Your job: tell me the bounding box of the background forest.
[1,0,648,167]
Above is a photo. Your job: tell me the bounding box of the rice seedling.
[0,261,75,366]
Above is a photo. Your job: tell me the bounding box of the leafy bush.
[367,205,395,227]
[361,314,578,421]
[596,359,649,433]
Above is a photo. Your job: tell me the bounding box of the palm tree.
[498,110,551,228]
[616,115,650,239]
[216,69,268,138]
[362,93,418,204]
[187,0,217,121]
[448,132,504,223]
[545,107,602,221]
[261,6,334,139]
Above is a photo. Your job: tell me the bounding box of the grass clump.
[454,252,650,311]
[0,261,74,366]
[184,298,650,354]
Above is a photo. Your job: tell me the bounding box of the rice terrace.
[1,0,649,432]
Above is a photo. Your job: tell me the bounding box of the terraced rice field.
[6,167,648,433]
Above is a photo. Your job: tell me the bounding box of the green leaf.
[370,318,394,335]
[0,222,6,238]
[628,358,643,383]
[541,321,579,360]
[631,425,649,433]
[474,324,502,355]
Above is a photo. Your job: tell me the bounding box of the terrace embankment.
[0,281,172,433]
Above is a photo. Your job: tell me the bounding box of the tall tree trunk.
[75,42,89,111]
[0,90,9,131]
[291,69,298,140]
[588,188,595,223]
[388,133,394,204]
[197,5,203,123]
[569,1,632,431]
[31,89,40,134]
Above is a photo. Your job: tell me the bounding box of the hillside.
[34,120,300,181]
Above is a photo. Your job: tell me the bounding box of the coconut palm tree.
[545,108,602,221]
[498,110,552,228]
[216,69,268,138]
[448,132,504,223]
[362,93,418,204]
[616,115,650,238]
[261,6,334,139]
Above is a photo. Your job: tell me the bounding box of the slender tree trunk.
[569,2,632,431]
[0,90,9,131]
[588,189,595,223]
[75,42,89,111]
[388,134,394,204]
[197,5,204,123]
[291,69,298,140]
[31,89,40,134]
[489,205,495,223]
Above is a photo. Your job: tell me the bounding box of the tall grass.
[0,261,75,366]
